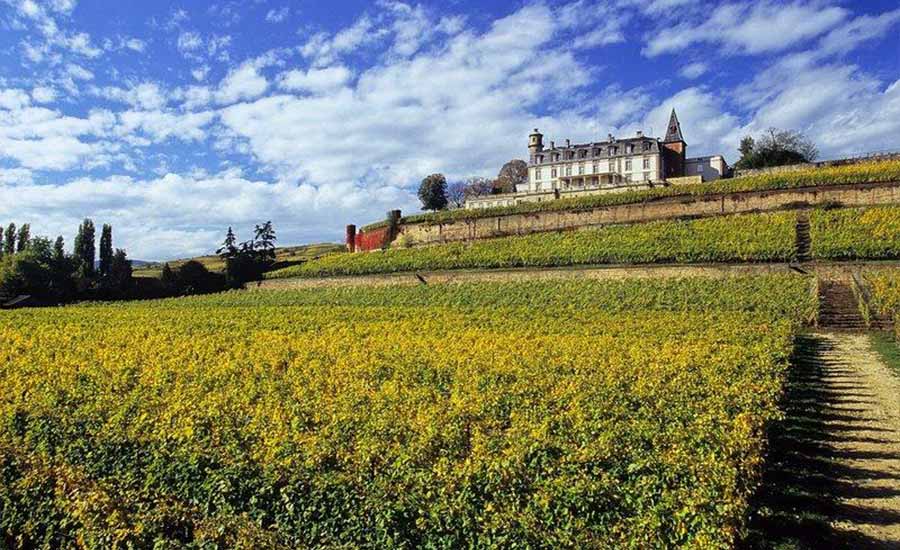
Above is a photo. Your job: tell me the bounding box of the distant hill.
[132,243,345,278]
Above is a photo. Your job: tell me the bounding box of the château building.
[466,109,728,209]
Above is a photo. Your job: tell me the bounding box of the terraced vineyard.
[0,276,814,548]
[270,211,798,279]
[363,159,900,230]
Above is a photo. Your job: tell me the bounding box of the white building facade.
[466,110,729,210]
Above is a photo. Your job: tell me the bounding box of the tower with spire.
[661,109,687,179]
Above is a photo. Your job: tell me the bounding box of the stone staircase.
[818,280,893,331]
[818,281,866,330]
[795,212,811,262]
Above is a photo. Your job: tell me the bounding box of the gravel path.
[746,332,900,548]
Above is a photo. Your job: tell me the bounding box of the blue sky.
[1,0,899,259]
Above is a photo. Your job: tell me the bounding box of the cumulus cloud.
[0,171,414,259]
[277,66,352,94]
[0,100,115,170]
[93,82,169,111]
[644,1,848,57]
[215,60,269,104]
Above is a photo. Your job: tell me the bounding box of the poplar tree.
[16,223,31,252]
[4,223,16,255]
[74,219,96,277]
[53,236,65,263]
[99,224,113,278]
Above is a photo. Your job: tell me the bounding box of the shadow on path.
[742,334,900,549]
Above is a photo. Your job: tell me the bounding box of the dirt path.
[255,261,900,291]
[256,262,796,289]
[745,332,900,548]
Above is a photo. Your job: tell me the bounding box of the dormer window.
[593,147,602,156]
[579,150,587,159]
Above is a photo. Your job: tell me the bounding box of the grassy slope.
[133,243,345,278]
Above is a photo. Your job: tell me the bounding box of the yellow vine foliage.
[0,277,811,548]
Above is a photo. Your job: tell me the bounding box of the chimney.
[550,140,555,149]
[565,139,571,147]
[636,130,643,138]
[608,133,614,142]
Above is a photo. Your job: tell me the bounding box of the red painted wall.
[355,226,392,251]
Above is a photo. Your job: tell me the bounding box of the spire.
[663,108,684,143]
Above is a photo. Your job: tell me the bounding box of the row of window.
[534,157,652,181]
[535,142,652,164]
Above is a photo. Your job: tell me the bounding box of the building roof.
[664,109,684,143]
[530,136,660,165]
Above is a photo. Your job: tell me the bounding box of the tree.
[735,128,819,170]
[4,223,16,256]
[465,176,494,200]
[446,180,468,209]
[160,263,177,290]
[49,235,75,302]
[738,136,755,160]
[99,224,113,278]
[216,226,239,259]
[176,260,225,295]
[253,221,277,264]
[16,224,30,252]
[418,173,448,211]
[0,237,53,303]
[74,219,96,278]
[53,236,65,263]
[108,248,133,294]
[495,159,528,194]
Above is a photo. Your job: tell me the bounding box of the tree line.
[152,221,278,296]
[0,219,132,304]
[417,159,528,211]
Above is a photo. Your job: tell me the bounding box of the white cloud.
[817,8,900,57]
[641,0,692,14]
[0,168,34,185]
[639,87,741,158]
[219,3,605,189]
[216,60,269,104]
[735,56,900,158]
[31,85,57,103]
[301,16,382,67]
[0,171,412,259]
[177,31,203,53]
[191,65,210,82]
[0,89,116,170]
[124,37,146,52]
[0,89,31,110]
[265,6,289,23]
[679,62,708,79]
[115,109,216,143]
[94,82,168,111]
[278,66,352,94]
[65,63,93,80]
[644,1,848,57]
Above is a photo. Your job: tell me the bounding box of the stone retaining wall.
[395,181,900,246]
